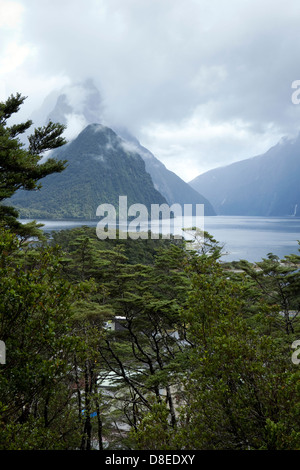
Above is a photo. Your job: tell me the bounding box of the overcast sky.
[1,0,300,181]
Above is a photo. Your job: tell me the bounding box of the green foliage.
[129,400,178,450]
[133,252,300,450]
[0,93,67,239]
[0,227,83,449]
[232,246,300,336]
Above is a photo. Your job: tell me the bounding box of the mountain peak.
[11,122,167,220]
[189,133,300,217]
[32,79,105,141]
[30,80,216,216]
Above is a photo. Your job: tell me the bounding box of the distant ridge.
[189,134,300,216]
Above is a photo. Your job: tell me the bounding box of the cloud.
[0,0,24,27]
[64,113,89,141]
[2,0,300,180]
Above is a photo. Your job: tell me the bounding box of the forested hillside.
[11,123,167,220]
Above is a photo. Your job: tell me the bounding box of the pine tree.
[0,93,67,239]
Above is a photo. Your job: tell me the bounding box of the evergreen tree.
[235,247,300,335]
[0,93,67,239]
[0,227,83,449]
[131,254,300,450]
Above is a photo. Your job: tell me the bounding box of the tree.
[177,256,300,449]
[235,247,300,335]
[0,227,84,449]
[183,228,225,259]
[95,242,193,448]
[131,254,300,450]
[0,93,67,239]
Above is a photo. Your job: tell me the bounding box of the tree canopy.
[0,93,67,239]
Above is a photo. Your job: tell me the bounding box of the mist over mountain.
[189,134,300,216]
[28,80,216,216]
[112,127,216,216]
[30,79,105,141]
[11,123,167,220]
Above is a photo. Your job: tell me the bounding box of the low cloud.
[64,113,88,141]
[2,0,300,180]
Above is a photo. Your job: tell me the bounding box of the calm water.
[203,216,300,262]
[21,215,300,263]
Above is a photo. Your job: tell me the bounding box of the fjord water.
[144,215,300,262]
[203,215,300,262]
[22,215,300,263]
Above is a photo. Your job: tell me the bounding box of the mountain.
[112,127,216,216]
[189,134,300,217]
[29,80,216,216]
[30,78,105,142]
[11,123,167,220]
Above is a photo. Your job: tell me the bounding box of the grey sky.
[1,0,300,181]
